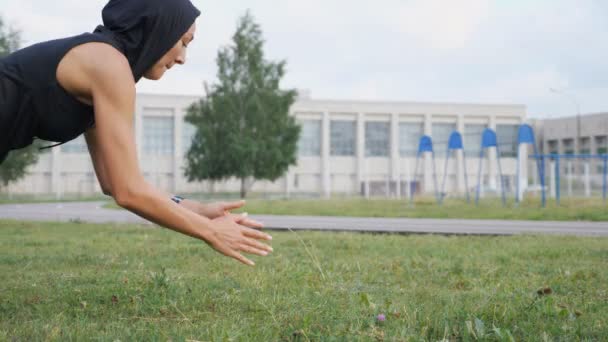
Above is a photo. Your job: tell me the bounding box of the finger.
[227,249,255,266]
[233,214,264,229]
[231,213,251,223]
[243,236,273,253]
[243,227,272,241]
[240,218,264,229]
[222,200,246,211]
[239,244,270,256]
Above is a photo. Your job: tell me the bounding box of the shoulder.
[76,43,135,104]
[57,42,135,103]
[78,43,134,85]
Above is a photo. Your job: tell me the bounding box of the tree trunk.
[240,177,247,198]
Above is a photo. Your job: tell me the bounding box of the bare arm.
[85,46,271,265]
[84,128,112,196]
[85,123,264,228]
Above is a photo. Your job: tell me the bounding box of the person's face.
[143,22,196,80]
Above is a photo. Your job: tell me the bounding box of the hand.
[202,214,273,266]
[183,199,263,229]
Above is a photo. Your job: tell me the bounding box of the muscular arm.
[84,128,112,196]
[76,44,271,265]
[87,48,206,236]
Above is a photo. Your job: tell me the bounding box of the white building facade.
[7,93,527,198]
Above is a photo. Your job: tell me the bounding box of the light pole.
[550,88,581,153]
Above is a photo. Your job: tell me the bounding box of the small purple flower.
[376,314,386,322]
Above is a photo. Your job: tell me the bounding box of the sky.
[1,0,607,119]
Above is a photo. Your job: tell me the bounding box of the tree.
[0,144,40,190]
[0,16,41,192]
[0,16,20,56]
[184,12,300,198]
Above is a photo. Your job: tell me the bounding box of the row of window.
[299,120,519,158]
[58,117,521,158]
[60,117,197,155]
[547,135,608,155]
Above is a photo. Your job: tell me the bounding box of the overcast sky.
[1,0,607,119]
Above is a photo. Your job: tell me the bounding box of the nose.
[176,50,186,65]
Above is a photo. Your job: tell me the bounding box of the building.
[533,112,608,185]
[6,93,527,198]
[536,112,608,155]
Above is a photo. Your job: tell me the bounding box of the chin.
[143,69,165,81]
[143,74,163,81]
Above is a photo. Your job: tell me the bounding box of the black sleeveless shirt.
[0,33,122,159]
[0,0,201,163]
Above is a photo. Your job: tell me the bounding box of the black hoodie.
[94,0,201,82]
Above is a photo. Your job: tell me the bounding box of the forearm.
[116,180,211,241]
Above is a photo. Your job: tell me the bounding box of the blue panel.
[448,131,463,150]
[418,135,433,153]
[517,124,535,144]
[481,128,497,148]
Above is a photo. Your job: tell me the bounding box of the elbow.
[102,187,113,197]
[113,180,149,210]
[113,187,137,210]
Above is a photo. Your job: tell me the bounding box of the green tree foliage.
[0,16,20,56]
[0,16,41,191]
[184,12,300,198]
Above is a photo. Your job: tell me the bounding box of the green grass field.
[228,197,608,221]
[1,220,606,340]
[101,196,608,221]
[0,193,110,205]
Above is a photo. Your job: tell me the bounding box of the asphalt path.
[0,201,607,237]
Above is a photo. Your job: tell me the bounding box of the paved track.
[0,201,607,237]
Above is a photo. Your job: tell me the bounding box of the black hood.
[93,0,201,82]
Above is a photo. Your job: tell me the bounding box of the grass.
[101,196,608,221]
[0,193,110,205]
[1,220,606,340]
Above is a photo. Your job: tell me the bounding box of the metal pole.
[555,155,561,206]
[432,152,440,204]
[410,153,420,206]
[603,156,607,205]
[516,144,521,204]
[496,145,507,207]
[475,148,484,206]
[533,146,545,208]
[584,162,590,197]
[567,160,573,197]
[540,155,546,208]
[463,151,471,204]
[440,149,450,205]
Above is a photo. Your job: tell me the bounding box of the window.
[463,124,486,157]
[596,136,607,155]
[547,140,558,155]
[432,123,456,156]
[143,116,174,155]
[182,121,197,154]
[562,138,574,155]
[330,120,356,156]
[365,122,390,157]
[298,120,321,156]
[61,135,88,154]
[399,123,423,157]
[496,124,519,157]
[579,137,590,155]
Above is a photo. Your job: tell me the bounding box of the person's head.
[143,22,196,80]
[94,0,201,82]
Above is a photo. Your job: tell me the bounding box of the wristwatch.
[171,195,184,204]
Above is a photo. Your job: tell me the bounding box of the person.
[0,0,273,266]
